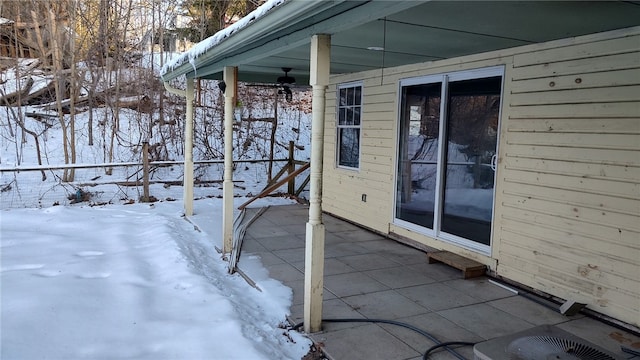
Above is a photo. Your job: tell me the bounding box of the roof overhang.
[161,0,640,85]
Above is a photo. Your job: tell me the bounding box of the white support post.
[222,67,237,254]
[184,78,195,216]
[304,34,330,334]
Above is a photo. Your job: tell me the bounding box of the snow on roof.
[161,0,286,79]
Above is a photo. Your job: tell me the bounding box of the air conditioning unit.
[473,325,623,360]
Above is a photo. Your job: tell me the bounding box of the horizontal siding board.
[505,131,640,151]
[497,258,639,321]
[363,93,396,104]
[360,153,393,166]
[499,249,598,296]
[505,117,640,134]
[362,80,398,96]
[510,85,640,106]
[499,228,638,287]
[362,145,398,157]
[323,182,391,204]
[324,173,391,192]
[500,218,639,267]
[510,67,640,93]
[323,171,382,186]
[362,119,395,131]
[497,248,639,311]
[362,129,395,139]
[502,168,639,201]
[501,180,639,215]
[500,194,640,232]
[511,51,640,81]
[365,102,399,114]
[513,34,640,67]
[362,111,397,122]
[503,156,640,183]
[499,206,639,250]
[508,101,640,119]
[331,69,384,86]
[360,161,393,175]
[361,136,396,149]
[504,144,639,166]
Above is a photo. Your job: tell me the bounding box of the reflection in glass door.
[396,82,441,230]
[395,68,502,251]
[441,77,501,245]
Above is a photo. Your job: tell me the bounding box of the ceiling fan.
[244,67,298,102]
[274,67,295,101]
[276,67,296,85]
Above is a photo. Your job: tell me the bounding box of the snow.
[0,13,315,357]
[161,0,287,78]
[399,137,495,221]
[1,197,312,359]
[0,59,42,96]
[401,188,494,222]
[0,81,312,209]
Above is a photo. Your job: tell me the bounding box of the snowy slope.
[1,198,311,359]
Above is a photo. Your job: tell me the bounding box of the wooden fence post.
[288,140,295,195]
[142,141,150,202]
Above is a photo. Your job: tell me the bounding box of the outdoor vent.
[473,325,623,360]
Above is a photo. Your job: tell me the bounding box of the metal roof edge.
[160,0,339,81]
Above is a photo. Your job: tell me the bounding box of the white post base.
[304,222,325,333]
[222,180,234,254]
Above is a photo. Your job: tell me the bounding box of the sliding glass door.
[396,82,442,230]
[395,67,502,252]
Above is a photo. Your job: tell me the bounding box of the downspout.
[222,67,237,254]
[304,34,330,333]
[163,79,195,216]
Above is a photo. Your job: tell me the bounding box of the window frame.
[336,81,363,170]
[393,66,505,255]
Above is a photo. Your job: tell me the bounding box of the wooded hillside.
[0,0,310,185]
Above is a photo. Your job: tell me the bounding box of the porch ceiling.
[161,0,640,84]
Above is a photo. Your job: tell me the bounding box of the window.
[337,83,362,169]
[395,67,503,253]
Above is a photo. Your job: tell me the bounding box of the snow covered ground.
[1,24,315,358]
[1,197,312,359]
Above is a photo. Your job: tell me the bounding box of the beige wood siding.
[323,77,397,234]
[498,29,640,326]
[323,26,640,326]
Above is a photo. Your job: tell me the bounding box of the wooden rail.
[237,162,310,210]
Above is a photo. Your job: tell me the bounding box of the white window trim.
[336,81,363,170]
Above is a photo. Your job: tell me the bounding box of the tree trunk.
[68,2,78,181]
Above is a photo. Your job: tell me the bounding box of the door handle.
[491,154,497,171]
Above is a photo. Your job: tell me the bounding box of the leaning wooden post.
[288,140,295,195]
[142,141,150,202]
[222,66,237,255]
[268,88,278,183]
[304,34,330,333]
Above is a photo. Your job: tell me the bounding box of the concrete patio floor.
[237,204,640,360]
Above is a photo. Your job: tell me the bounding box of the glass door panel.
[396,83,441,229]
[441,77,501,245]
